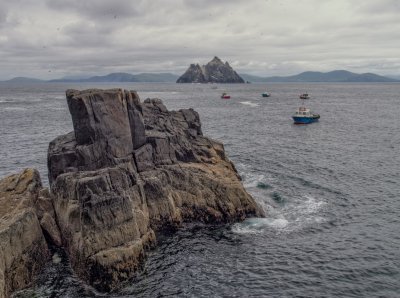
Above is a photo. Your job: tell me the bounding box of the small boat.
[262,92,271,97]
[299,93,310,99]
[221,92,230,99]
[292,104,320,124]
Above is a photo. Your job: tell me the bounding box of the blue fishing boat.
[292,103,320,124]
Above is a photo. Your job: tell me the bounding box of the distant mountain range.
[2,70,398,83]
[2,73,180,83]
[5,77,47,83]
[240,70,398,83]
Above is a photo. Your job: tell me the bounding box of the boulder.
[47,88,263,291]
[0,169,50,298]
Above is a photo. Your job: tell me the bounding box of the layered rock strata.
[177,56,245,83]
[0,169,52,298]
[47,88,262,291]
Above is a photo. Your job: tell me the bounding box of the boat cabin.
[294,107,312,116]
[299,93,310,99]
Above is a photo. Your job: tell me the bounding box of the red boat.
[221,92,230,99]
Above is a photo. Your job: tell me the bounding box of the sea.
[1,82,399,298]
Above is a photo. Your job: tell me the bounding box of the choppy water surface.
[1,82,399,297]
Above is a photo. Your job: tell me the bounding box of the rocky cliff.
[177,56,245,83]
[0,169,55,298]
[0,88,263,296]
[47,88,262,291]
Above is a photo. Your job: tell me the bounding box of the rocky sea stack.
[0,88,263,296]
[177,56,245,83]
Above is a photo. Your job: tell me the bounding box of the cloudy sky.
[1,0,400,79]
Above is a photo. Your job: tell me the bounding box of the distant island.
[1,69,398,84]
[177,56,245,83]
[240,70,398,83]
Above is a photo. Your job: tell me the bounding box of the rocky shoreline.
[0,88,263,297]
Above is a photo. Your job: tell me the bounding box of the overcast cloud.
[0,0,399,79]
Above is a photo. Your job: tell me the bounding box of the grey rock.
[0,169,50,298]
[50,162,155,292]
[66,88,134,161]
[134,143,155,172]
[47,88,263,292]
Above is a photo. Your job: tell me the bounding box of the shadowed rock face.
[177,56,245,83]
[47,88,263,291]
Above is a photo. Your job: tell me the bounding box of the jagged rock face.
[176,64,206,83]
[48,89,262,291]
[0,169,50,298]
[177,56,245,83]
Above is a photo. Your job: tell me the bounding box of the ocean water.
[1,82,399,297]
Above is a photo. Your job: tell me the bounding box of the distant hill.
[3,70,397,84]
[129,73,179,82]
[240,70,399,83]
[387,75,400,80]
[238,74,267,83]
[2,73,179,83]
[4,77,45,83]
[49,72,179,83]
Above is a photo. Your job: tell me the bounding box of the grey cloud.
[358,0,400,14]
[1,0,400,80]
[45,0,140,19]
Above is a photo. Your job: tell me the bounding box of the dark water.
[1,82,399,297]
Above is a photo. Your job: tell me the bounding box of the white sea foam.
[242,172,265,188]
[3,107,27,111]
[283,195,327,230]
[239,101,259,107]
[233,195,327,235]
[232,217,289,234]
[292,195,326,215]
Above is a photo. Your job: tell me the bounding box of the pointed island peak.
[210,56,223,63]
[177,57,244,83]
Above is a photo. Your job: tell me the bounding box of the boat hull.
[292,115,320,124]
[262,94,270,97]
